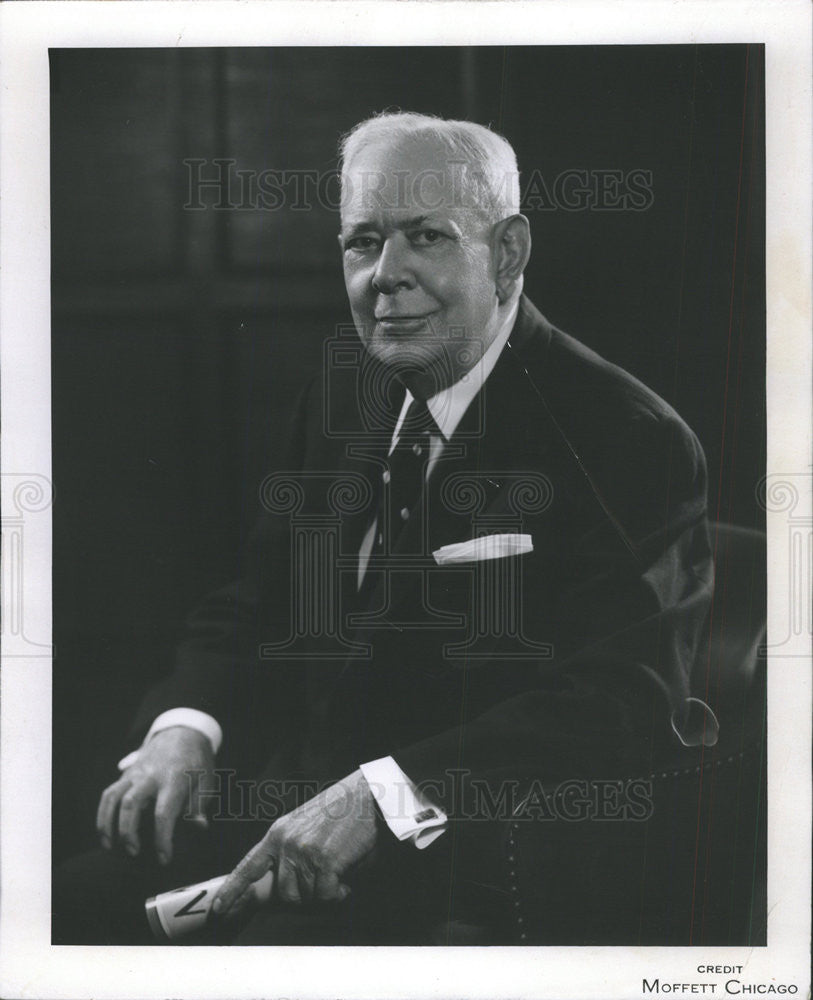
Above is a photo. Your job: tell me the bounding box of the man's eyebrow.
[341,215,437,239]
[341,221,378,240]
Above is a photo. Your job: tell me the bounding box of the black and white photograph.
[0,4,810,999]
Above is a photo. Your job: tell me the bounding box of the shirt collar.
[393,297,520,444]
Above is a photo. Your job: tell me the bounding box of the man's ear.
[493,214,531,303]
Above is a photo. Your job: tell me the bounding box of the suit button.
[412,443,422,456]
[400,508,409,521]
[382,470,391,484]
[377,533,383,546]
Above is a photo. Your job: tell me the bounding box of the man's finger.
[154,778,186,865]
[274,856,303,905]
[186,782,209,830]
[96,778,130,850]
[277,854,308,905]
[212,842,274,914]
[313,870,351,903]
[218,885,255,922]
[117,782,153,856]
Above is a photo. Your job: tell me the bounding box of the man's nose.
[371,234,416,294]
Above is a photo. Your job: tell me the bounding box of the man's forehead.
[341,135,480,224]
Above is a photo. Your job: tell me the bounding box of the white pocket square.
[432,533,533,566]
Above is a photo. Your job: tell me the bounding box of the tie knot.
[400,397,434,438]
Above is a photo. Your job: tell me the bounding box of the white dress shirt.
[119,298,520,849]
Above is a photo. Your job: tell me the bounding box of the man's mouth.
[375,312,437,329]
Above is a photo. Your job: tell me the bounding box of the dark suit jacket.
[132,296,713,874]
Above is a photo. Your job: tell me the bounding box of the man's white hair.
[339,111,521,224]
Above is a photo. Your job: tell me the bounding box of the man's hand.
[213,769,378,913]
[96,726,214,865]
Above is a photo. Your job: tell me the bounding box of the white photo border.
[1,2,810,998]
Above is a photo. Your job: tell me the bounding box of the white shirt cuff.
[359,756,447,849]
[117,708,222,770]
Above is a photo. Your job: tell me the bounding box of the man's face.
[340,135,500,395]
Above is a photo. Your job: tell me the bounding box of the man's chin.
[362,337,457,393]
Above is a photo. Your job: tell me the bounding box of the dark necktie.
[376,396,435,553]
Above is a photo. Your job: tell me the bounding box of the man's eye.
[344,236,379,252]
[411,229,445,246]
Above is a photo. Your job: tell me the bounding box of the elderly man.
[54,112,713,945]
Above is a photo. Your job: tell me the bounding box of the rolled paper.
[145,869,274,941]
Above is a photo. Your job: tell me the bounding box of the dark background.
[51,45,765,862]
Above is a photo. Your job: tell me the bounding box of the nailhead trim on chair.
[652,748,752,782]
[507,823,527,941]
[507,743,763,943]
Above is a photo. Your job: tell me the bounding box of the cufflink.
[414,808,437,824]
